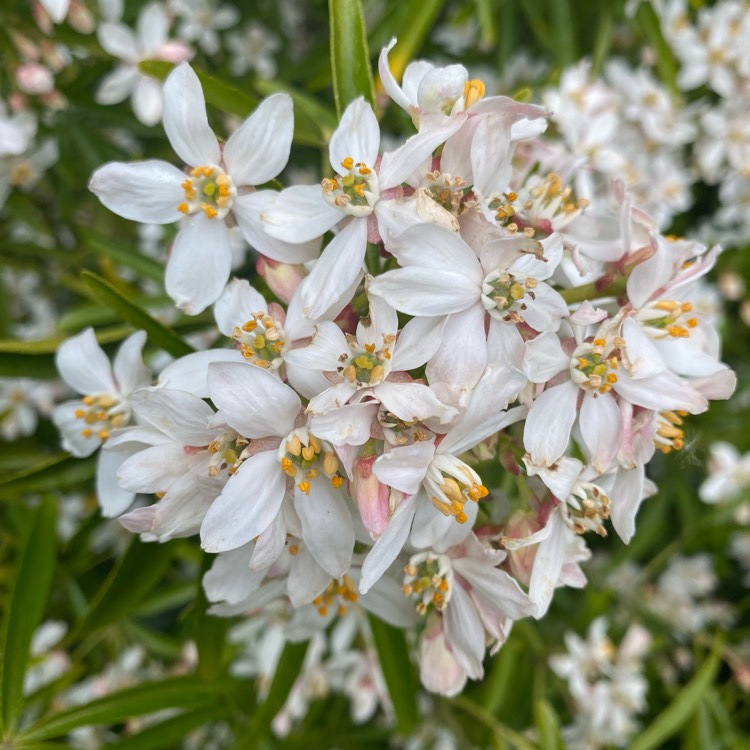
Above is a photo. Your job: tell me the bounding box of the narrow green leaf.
[79,271,195,359]
[0,454,95,495]
[550,0,576,68]
[0,353,58,379]
[329,0,376,118]
[194,552,229,681]
[72,537,176,637]
[138,61,259,117]
[629,645,722,750]
[636,3,679,96]
[20,677,226,742]
[367,614,418,735]
[534,699,563,750]
[78,228,164,283]
[108,704,231,750]
[0,496,58,734]
[475,0,496,49]
[482,639,521,714]
[453,696,538,750]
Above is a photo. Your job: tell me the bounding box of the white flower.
[169,0,239,56]
[699,442,750,504]
[90,63,311,314]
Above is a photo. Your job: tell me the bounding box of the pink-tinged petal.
[425,305,487,392]
[524,456,583,500]
[89,160,184,223]
[578,392,620,473]
[129,388,217,444]
[357,288,398,349]
[203,544,265,605]
[614,369,708,413]
[300,217,368,320]
[621,317,666,379]
[116,442,193,493]
[528,508,567,617]
[369,267,479,316]
[374,442,435,495]
[305,381,358,415]
[233,192,321,262]
[57,328,116,395]
[359,493,418,594]
[607,466,647,544]
[392,315,446,371]
[208,362,299,438]
[375,381,458,424]
[295,481,353,577]
[378,39,411,111]
[250,512,287,571]
[524,380,579,466]
[97,448,135,517]
[200,449,285,552]
[453,557,535,620]
[97,23,138,61]
[523,331,568,383]
[440,364,527,455]
[570,301,609,327]
[310,402,378,446]
[521,283,568,333]
[112,331,150,395]
[157,349,247,398]
[164,215,232,314]
[162,62,220,166]
[487,320,524,369]
[329,98,380,174]
[131,76,163,127]
[284,321,348,371]
[95,65,139,105]
[418,620,468,697]
[224,93,293,185]
[388,222,481,279]
[378,115,464,188]
[261,184,341,243]
[214,278,267,336]
[443,583,484,679]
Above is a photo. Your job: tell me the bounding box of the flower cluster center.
[636,300,698,338]
[312,574,358,617]
[339,340,392,387]
[567,482,611,537]
[177,165,236,220]
[654,410,689,453]
[481,269,538,323]
[73,392,130,442]
[425,454,488,524]
[321,156,379,217]
[232,313,287,371]
[402,552,453,614]
[570,339,619,395]
[279,429,345,494]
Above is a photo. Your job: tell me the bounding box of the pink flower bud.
[256,256,305,304]
[349,454,390,537]
[155,42,194,65]
[418,614,467,696]
[16,63,54,95]
[504,508,542,586]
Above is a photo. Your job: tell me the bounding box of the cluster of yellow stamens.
[321,157,378,214]
[280,430,344,495]
[425,455,489,524]
[487,191,533,236]
[636,300,698,339]
[571,338,619,396]
[567,482,611,537]
[340,339,392,387]
[232,313,287,370]
[654,410,689,454]
[481,269,538,322]
[206,431,245,477]
[73,393,129,442]
[312,575,358,617]
[519,172,589,232]
[402,552,453,614]
[177,165,235,220]
[424,170,469,215]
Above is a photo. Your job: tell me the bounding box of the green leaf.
[550,0,576,68]
[636,3,679,96]
[72,537,177,638]
[474,0,496,49]
[193,552,229,681]
[79,271,195,359]
[20,677,228,742]
[452,695,538,750]
[77,228,164,283]
[0,496,58,735]
[534,699,563,750]
[367,614,418,735]
[329,0,376,118]
[0,455,95,495]
[629,645,722,750]
[138,61,259,118]
[107,704,231,750]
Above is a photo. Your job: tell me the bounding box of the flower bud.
[504,508,542,586]
[349,454,390,537]
[16,63,54,95]
[256,256,305,304]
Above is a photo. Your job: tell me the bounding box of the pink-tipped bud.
[155,42,194,65]
[68,1,95,34]
[418,614,467,696]
[350,454,390,538]
[16,63,54,95]
[256,256,305,304]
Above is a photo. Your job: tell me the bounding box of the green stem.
[560,275,627,305]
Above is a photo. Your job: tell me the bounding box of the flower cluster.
[66,43,737,696]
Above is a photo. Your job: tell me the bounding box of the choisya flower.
[90,62,316,315]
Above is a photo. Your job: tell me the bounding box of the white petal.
[203,543,265,605]
[391,315,446,371]
[359,493,417,594]
[329,98,380,174]
[487,320,524,369]
[523,381,579,466]
[284,321,348,372]
[295,482,354,578]
[95,66,139,105]
[131,76,163,127]
[357,290,398,349]
[56,328,116,395]
[443,584,484,679]
[116,443,193,493]
[89,160,184,223]
[523,456,583,500]
[233,192,321,262]
[224,94,293,185]
[208,362,299,438]
[378,39,411,111]
[578,392,620,473]
[200,450,285,552]
[453,557,535,620]
[614,369,707,413]
[288,546,331,607]
[621,317,666,379]
[523,331,568,383]
[354,571,418,627]
[250,511,288,570]
[373,442,435,495]
[410,493,476,550]
[97,22,138,61]
[300,218,367,320]
[521,283,568,333]
[129,388,217,444]
[528,508,566,618]
[375,381,458,424]
[308,402,377,446]
[112,330,150,395]
[96,448,135,517]
[162,62,220,166]
[137,1,169,53]
[608,466,646,544]
[214,278,267,336]
[306,381,358,415]
[164,215,232,315]
[261,184,341,243]
[156,349,247,398]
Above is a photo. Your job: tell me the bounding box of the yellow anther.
[608,357,619,370]
[83,395,96,405]
[318,606,328,617]
[441,477,464,505]
[323,451,339,476]
[178,202,189,214]
[506,191,517,201]
[358,164,371,175]
[681,302,692,313]
[577,357,589,369]
[281,457,296,476]
[297,480,311,495]
[370,364,385,383]
[687,318,698,328]
[305,468,319,481]
[81,428,93,438]
[301,444,315,462]
[309,434,322,453]
[353,182,366,197]
[463,78,485,108]
[455,511,467,524]
[331,475,344,489]
[287,435,302,456]
[343,365,356,383]
[201,203,218,219]
[667,325,689,337]
[98,429,110,441]
[289,544,299,555]
[242,319,257,332]
[74,409,85,419]
[606,373,618,384]
[216,173,230,186]
[467,484,488,501]
[593,338,606,347]
[341,157,354,170]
